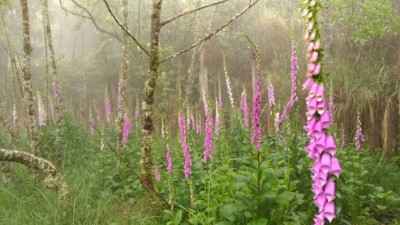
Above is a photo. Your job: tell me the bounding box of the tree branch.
[59,0,122,42]
[160,0,230,27]
[102,0,150,57]
[0,148,68,199]
[160,0,259,64]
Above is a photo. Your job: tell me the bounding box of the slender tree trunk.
[141,0,162,196]
[20,0,40,156]
[199,47,208,95]
[116,0,130,148]
[42,0,63,159]
[41,3,50,124]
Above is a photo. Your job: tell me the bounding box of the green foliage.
[328,0,399,45]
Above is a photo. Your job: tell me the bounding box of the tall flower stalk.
[203,114,213,163]
[279,42,298,125]
[267,76,275,107]
[302,1,342,224]
[246,37,262,151]
[215,98,221,134]
[354,110,364,150]
[240,88,249,130]
[223,57,234,108]
[37,92,46,126]
[122,112,132,146]
[179,114,194,205]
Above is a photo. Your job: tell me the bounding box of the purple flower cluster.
[53,81,62,106]
[267,77,275,107]
[355,111,364,150]
[302,1,342,224]
[179,115,192,179]
[166,143,172,173]
[203,114,213,163]
[154,164,161,181]
[279,43,299,125]
[251,79,262,151]
[122,113,132,146]
[240,89,249,130]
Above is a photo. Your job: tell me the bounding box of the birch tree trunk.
[141,0,162,195]
[20,0,40,156]
[42,0,63,159]
[116,0,130,148]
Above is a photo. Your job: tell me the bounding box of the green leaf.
[248,218,268,225]
[174,210,182,225]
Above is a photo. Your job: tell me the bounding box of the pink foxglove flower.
[53,82,62,106]
[302,1,341,224]
[355,110,364,150]
[179,115,192,179]
[166,143,172,173]
[267,77,275,107]
[122,113,132,146]
[218,82,223,109]
[154,164,161,181]
[251,78,262,151]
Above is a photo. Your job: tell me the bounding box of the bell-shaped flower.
[320,153,332,174]
[324,179,336,202]
[330,157,342,177]
[317,170,328,186]
[309,32,316,41]
[320,110,331,128]
[310,51,319,62]
[307,97,318,115]
[323,201,336,222]
[308,62,317,72]
[309,83,319,97]
[315,194,327,211]
[317,99,326,115]
[307,42,315,52]
[305,117,317,132]
[313,63,321,75]
[325,135,337,156]
[316,85,324,102]
[310,120,323,139]
[310,161,320,174]
[315,133,326,153]
[303,78,314,90]
[314,40,321,50]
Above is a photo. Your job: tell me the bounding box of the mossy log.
[0,148,68,199]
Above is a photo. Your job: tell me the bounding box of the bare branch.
[102,0,150,57]
[160,0,260,63]
[160,0,230,27]
[59,0,122,42]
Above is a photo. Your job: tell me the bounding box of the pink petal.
[316,85,325,102]
[330,157,342,177]
[310,51,319,62]
[313,63,321,75]
[317,99,326,114]
[325,135,337,156]
[320,153,331,174]
[324,179,336,202]
[315,133,326,153]
[309,83,319,97]
[303,78,314,90]
[320,111,331,129]
[323,201,336,222]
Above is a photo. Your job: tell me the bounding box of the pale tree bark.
[115,0,130,149]
[20,0,40,156]
[42,0,63,159]
[0,149,68,199]
[41,3,50,123]
[140,0,162,195]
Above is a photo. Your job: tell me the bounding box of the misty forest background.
[0,0,400,224]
